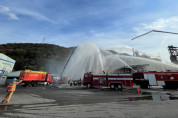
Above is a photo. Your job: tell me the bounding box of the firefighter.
[1,78,22,104]
[68,79,73,86]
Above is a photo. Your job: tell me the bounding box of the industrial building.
[0,53,16,85]
[0,53,15,74]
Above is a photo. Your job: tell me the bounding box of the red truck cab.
[46,73,53,84]
[83,72,93,87]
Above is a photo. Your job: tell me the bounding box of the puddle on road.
[0,104,20,111]
[126,93,178,101]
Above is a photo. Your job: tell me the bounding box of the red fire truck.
[19,70,53,86]
[133,72,178,89]
[83,72,133,90]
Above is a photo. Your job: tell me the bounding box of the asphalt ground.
[0,84,178,118]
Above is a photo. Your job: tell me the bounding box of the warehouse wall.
[0,53,15,74]
[0,75,7,85]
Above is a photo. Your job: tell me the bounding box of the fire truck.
[19,70,53,87]
[133,72,178,89]
[83,72,133,90]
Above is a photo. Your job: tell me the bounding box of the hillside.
[0,43,72,73]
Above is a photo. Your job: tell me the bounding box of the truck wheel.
[110,84,115,89]
[87,83,91,88]
[140,84,148,89]
[163,86,167,89]
[140,81,149,89]
[117,84,123,91]
[34,81,38,86]
[43,82,47,86]
[26,82,31,87]
[23,82,27,87]
[31,81,35,87]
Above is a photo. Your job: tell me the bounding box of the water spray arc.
[96,47,104,72]
[61,43,137,80]
[60,42,178,80]
[61,47,76,78]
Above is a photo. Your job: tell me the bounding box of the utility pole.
[42,36,45,43]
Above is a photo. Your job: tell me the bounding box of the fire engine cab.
[83,72,134,90]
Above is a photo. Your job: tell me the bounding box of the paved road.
[0,84,178,118]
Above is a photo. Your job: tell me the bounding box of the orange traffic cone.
[137,88,140,94]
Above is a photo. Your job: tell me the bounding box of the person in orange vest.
[2,78,22,104]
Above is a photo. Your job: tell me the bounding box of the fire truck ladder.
[61,47,76,77]
[131,30,178,40]
[131,30,178,64]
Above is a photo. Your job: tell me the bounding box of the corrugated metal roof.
[1,71,21,77]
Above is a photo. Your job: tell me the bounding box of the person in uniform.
[2,78,22,104]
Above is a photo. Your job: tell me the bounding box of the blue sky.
[1,0,178,61]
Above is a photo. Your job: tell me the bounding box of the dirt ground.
[0,84,178,118]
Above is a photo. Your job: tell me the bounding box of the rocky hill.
[0,43,72,73]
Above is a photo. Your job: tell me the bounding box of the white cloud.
[0,5,9,12]
[12,8,54,23]
[0,5,19,20]
[134,17,178,34]
[0,5,54,22]
[8,13,19,20]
